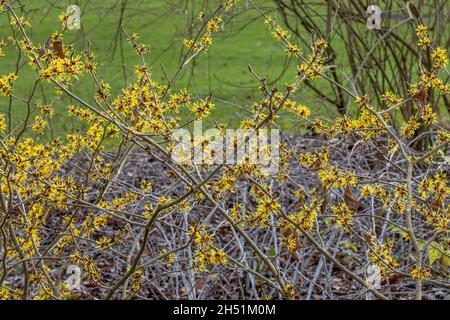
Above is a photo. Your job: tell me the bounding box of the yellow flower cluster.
[70,251,101,284]
[416,172,449,233]
[416,24,431,49]
[0,113,6,132]
[368,239,399,277]
[224,0,239,10]
[299,147,329,170]
[0,41,4,60]
[291,202,319,231]
[381,91,402,108]
[298,38,328,80]
[207,16,222,33]
[32,115,47,134]
[431,47,449,70]
[160,250,176,268]
[130,268,145,294]
[214,170,237,194]
[127,33,150,55]
[189,225,228,271]
[247,196,281,228]
[10,16,31,29]
[317,165,357,189]
[331,202,355,230]
[191,98,215,120]
[184,15,223,53]
[400,114,420,138]
[331,103,390,140]
[0,288,10,300]
[284,100,310,118]
[410,267,431,281]
[0,72,17,96]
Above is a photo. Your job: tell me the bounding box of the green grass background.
[3,0,445,142]
[1,0,315,140]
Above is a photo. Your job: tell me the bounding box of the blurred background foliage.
[1,0,449,143]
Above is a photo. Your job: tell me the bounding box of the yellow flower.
[224,0,238,10]
[400,114,420,138]
[264,16,276,27]
[271,26,289,42]
[417,36,431,49]
[415,24,428,37]
[331,202,355,230]
[58,12,69,28]
[282,283,297,299]
[0,287,10,300]
[0,113,6,132]
[298,55,325,80]
[96,237,112,249]
[194,230,213,249]
[210,249,228,264]
[39,104,55,118]
[140,180,153,193]
[10,16,31,29]
[431,47,448,70]
[197,12,205,21]
[32,116,47,134]
[191,98,215,120]
[0,73,17,96]
[130,268,144,293]
[285,43,300,56]
[355,95,369,107]
[422,104,437,125]
[160,250,176,267]
[410,267,431,281]
[230,203,244,223]
[369,239,399,276]
[382,91,402,108]
[291,203,318,231]
[286,101,310,118]
[96,80,110,102]
[207,17,222,33]
[313,38,328,51]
